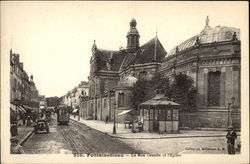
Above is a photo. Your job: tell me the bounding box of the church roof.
[131,37,167,64]
[119,37,167,71]
[94,49,125,71]
[167,25,240,57]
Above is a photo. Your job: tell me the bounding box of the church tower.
[126,18,140,53]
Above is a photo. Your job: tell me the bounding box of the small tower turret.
[126,18,140,53]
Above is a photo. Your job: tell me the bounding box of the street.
[22,116,142,154]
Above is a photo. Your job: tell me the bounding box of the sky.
[1,1,248,97]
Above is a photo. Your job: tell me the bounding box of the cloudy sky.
[1,1,248,97]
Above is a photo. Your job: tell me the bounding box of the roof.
[167,25,240,56]
[94,49,125,71]
[118,74,138,87]
[139,94,180,107]
[118,109,139,116]
[119,37,167,71]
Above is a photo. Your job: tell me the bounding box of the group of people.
[21,113,37,126]
[10,113,36,154]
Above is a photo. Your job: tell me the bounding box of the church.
[80,18,241,129]
[80,18,167,123]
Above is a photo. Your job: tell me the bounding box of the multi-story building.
[61,81,89,109]
[161,17,241,128]
[10,49,39,106]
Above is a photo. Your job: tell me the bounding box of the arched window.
[118,93,125,107]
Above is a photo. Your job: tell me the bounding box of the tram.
[57,105,70,125]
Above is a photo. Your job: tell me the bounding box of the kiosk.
[139,94,180,133]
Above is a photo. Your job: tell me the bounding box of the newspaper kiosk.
[139,94,180,133]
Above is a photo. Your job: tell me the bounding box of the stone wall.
[179,110,240,129]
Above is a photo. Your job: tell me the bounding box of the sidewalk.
[15,124,34,145]
[70,116,238,139]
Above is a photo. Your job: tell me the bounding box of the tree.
[170,73,197,111]
[131,72,197,111]
[46,97,60,107]
[131,72,170,110]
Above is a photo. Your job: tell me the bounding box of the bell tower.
[126,18,140,52]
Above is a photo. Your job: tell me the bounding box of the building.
[161,17,241,129]
[61,81,89,110]
[85,18,167,122]
[10,49,40,123]
[10,49,39,105]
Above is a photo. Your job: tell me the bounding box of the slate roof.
[119,37,167,71]
[93,37,167,72]
[94,49,125,71]
[139,94,180,107]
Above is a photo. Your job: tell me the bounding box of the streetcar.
[57,105,70,125]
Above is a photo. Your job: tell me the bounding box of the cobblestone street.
[22,116,142,154]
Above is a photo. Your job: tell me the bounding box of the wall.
[179,110,241,129]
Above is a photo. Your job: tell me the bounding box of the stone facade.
[10,49,39,106]
[161,20,241,129]
[79,18,241,129]
[82,19,167,123]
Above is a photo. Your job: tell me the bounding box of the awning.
[10,104,16,112]
[23,105,36,110]
[18,106,26,113]
[118,110,132,116]
[10,104,26,113]
[72,109,79,113]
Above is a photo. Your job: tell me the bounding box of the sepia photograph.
[1,1,249,164]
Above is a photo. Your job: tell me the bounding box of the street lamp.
[113,101,117,134]
[105,88,116,134]
[228,97,235,128]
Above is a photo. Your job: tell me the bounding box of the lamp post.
[113,101,117,134]
[105,88,116,134]
[227,102,231,128]
[228,97,235,128]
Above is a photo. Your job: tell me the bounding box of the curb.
[20,130,34,146]
[71,119,240,140]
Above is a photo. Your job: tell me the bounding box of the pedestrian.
[10,136,25,154]
[22,114,26,125]
[226,126,237,154]
[105,115,109,123]
[10,122,18,137]
[26,115,31,126]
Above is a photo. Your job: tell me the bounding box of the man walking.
[226,126,237,154]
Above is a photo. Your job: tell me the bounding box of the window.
[166,110,171,120]
[172,110,178,121]
[208,71,221,106]
[158,110,165,121]
[144,109,149,120]
[149,109,154,120]
[104,99,107,108]
[118,93,125,107]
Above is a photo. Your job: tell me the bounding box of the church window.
[118,92,125,107]
[104,99,107,108]
[208,71,221,106]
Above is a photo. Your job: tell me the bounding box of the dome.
[167,25,240,56]
[130,18,137,28]
[118,75,138,87]
[127,18,140,37]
